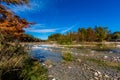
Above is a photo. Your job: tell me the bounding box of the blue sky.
[9,0,120,40]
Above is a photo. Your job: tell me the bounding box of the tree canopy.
[48,26,120,44]
[0,0,33,40]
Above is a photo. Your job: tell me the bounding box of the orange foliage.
[0,4,32,38]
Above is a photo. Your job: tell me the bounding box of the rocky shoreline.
[41,48,120,80]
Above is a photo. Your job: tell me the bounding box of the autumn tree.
[86,27,96,42]
[0,0,32,40]
[77,28,87,42]
[1,0,29,5]
[77,28,81,42]
[48,33,62,41]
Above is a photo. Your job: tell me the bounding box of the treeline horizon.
[48,26,120,44]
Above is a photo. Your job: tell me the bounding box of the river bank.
[30,45,120,80]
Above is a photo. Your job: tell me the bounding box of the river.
[29,44,120,63]
[30,45,63,63]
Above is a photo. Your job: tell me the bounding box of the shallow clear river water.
[29,44,120,63]
[30,45,62,63]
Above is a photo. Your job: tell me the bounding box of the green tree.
[112,32,120,40]
[77,28,87,42]
[48,33,62,41]
[95,26,108,42]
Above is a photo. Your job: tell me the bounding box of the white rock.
[97,71,101,75]
[94,77,99,80]
[109,51,113,53]
[91,51,95,54]
[48,75,53,77]
[113,79,118,80]
[104,74,109,78]
[52,78,56,80]
[98,74,102,78]
[68,66,72,69]
[77,59,81,62]
[48,65,52,68]
[94,72,99,76]
[104,56,108,59]
[42,63,46,66]
[75,53,78,55]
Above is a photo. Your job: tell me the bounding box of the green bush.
[0,33,48,80]
[21,58,48,80]
[62,52,74,61]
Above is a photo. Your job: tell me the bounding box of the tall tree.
[0,0,32,40]
[86,27,96,42]
[112,32,120,40]
[79,28,87,42]
[48,33,62,41]
[95,26,108,42]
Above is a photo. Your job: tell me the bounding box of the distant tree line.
[19,34,42,42]
[48,26,120,44]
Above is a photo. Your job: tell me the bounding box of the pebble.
[104,74,109,78]
[99,74,102,78]
[103,56,108,59]
[52,78,56,80]
[77,59,81,63]
[68,66,72,69]
[48,75,53,78]
[91,51,95,54]
[97,71,101,74]
[94,72,99,76]
[42,63,46,66]
[94,77,99,80]
[48,65,53,68]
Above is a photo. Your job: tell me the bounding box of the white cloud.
[9,0,46,13]
[25,28,58,33]
[29,24,45,29]
[61,24,77,33]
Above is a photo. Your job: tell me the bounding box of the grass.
[86,58,120,71]
[21,58,48,80]
[0,34,48,80]
[62,52,74,61]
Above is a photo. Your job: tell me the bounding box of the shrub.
[62,52,74,61]
[0,33,48,80]
[21,58,48,80]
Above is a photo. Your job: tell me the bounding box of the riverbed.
[29,45,120,80]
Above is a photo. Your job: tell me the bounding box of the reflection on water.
[111,49,120,54]
[30,45,62,63]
